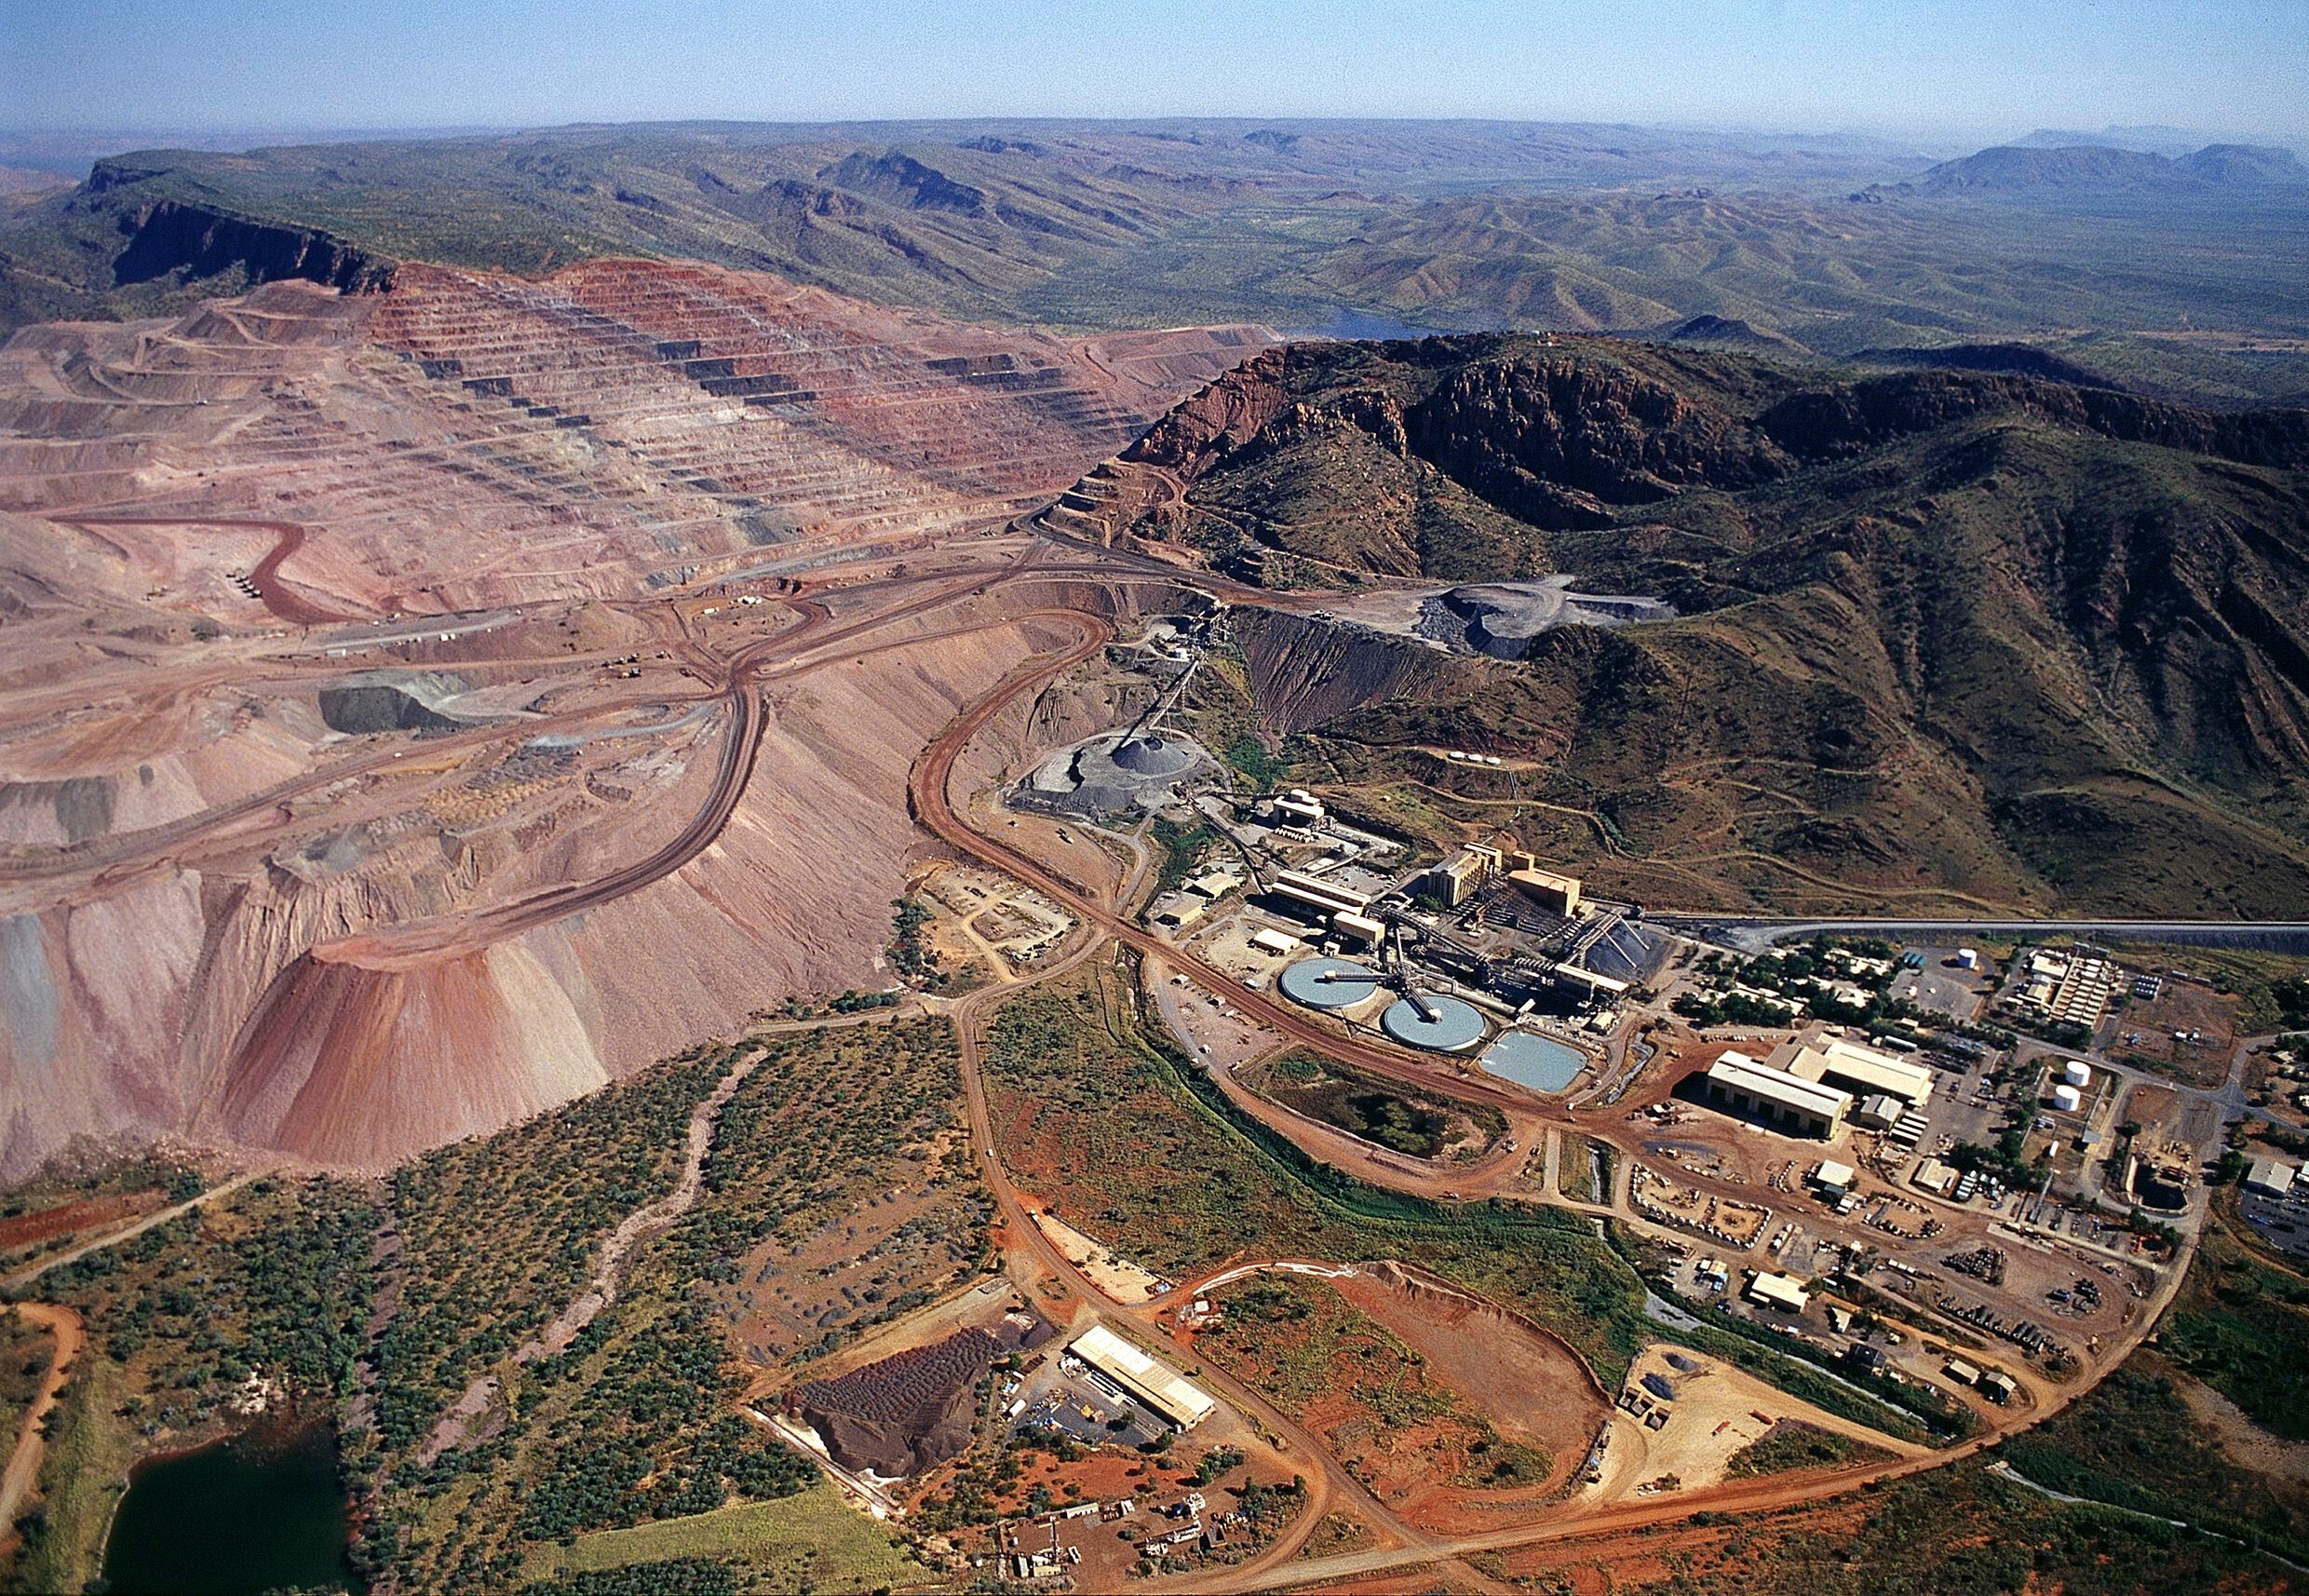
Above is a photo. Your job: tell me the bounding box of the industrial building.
[1425,842,1560,909]
[2246,1157,2299,1199]
[1507,867,1581,916]
[1069,1325,1215,1430]
[1785,1037,1934,1108]
[1852,1093,1904,1131]
[1702,1051,1851,1139]
[1271,790,1325,826]
[1810,1159,1857,1197]
[1268,869,1373,921]
[1745,1271,1811,1312]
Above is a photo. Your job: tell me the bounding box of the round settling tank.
[1279,956,1382,1011]
[1381,992,1487,1053]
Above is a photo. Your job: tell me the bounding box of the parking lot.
[1007,1349,1171,1451]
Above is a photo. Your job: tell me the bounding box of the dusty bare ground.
[1604,1343,1926,1499]
[0,263,1258,1182]
[1023,1208,1168,1303]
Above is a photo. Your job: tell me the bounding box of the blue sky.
[2,0,2302,142]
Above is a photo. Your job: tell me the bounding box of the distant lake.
[103,1413,361,1596]
[1280,308,1471,343]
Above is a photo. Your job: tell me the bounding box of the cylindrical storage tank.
[2062,1059,2092,1089]
[1955,947,1979,970]
[2052,1083,2083,1113]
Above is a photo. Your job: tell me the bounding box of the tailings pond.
[102,1414,361,1595]
[1479,1030,1589,1095]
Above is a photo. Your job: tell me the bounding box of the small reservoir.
[103,1415,361,1596]
[1479,1030,1589,1095]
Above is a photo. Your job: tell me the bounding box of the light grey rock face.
[1420,578,1675,658]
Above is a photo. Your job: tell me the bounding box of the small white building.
[1811,1159,1857,1197]
[1746,1271,1811,1313]
[2245,1157,2300,1198]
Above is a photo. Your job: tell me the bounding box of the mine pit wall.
[0,594,1134,1178]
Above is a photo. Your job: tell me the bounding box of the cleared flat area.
[524,1484,923,1590]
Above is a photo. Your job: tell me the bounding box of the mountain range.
[1057,333,2309,916]
[5,119,2304,407]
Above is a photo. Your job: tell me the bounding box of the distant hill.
[2010,125,2208,157]
[2174,143,2309,184]
[1911,143,2193,193]
[1661,314,1808,355]
[1055,333,2309,915]
[1858,140,2309,198]
[1852,342,2120,389]
[3,120,2305,405]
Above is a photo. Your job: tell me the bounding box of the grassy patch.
[1559,1133,1613,1204]
[983,956,1654,1385]
[2161,1214,2309,1441]
[376,1045,736,1455]
[1725,1419,1885,1479]
[1500,1458,2300,1595]
[1243,1051,1504,1160]
[371,1017,986,1591]
[522,1485,922,1594]
[1149,815,1220,897]
[2002,1359,2309,1557]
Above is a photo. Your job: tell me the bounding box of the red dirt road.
[60,516,358,626]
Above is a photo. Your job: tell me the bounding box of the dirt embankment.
[1236,608,1463,737]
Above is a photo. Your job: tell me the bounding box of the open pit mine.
[0,257,1270,1174]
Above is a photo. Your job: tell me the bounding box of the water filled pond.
[102,1414,361,1596]
[1279,307,1464,342]
[1479,1029,1589,1095]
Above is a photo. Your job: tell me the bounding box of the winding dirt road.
[61,516,357,627]
[0,1303,81,1551]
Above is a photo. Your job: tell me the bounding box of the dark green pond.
[101,1415,361,1596]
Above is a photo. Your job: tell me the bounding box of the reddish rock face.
[0,262,1271,1177]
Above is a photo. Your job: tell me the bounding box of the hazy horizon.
[3,0,2303,148]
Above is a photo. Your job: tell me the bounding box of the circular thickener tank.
[1381,992,1487,1053]
[1278,956,1383,1010]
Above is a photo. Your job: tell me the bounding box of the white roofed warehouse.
[1785,1037,1934,1107]
[1701,1051,1851,1139]
[1069,1325,1216,1430]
